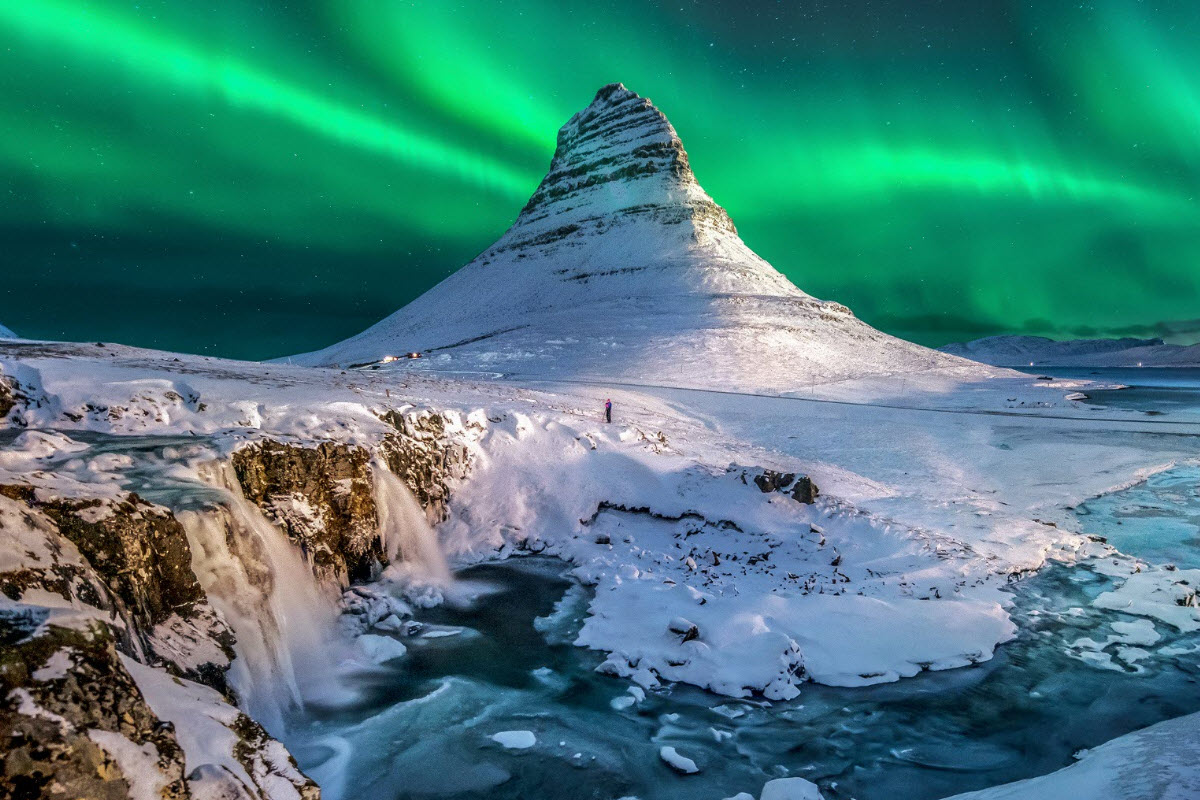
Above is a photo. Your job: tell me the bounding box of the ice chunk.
[760,777,824,800]
[1092,569,1200,632]
[357,634,407,664]
[373,614,407,632]
[490,730,537,750]
[659,745,699,774]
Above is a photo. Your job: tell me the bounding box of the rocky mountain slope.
[941,335,1200,367]
[291,84,988,392]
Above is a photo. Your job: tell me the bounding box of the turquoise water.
[284,543,1200,800]
[1076,466,1200,570]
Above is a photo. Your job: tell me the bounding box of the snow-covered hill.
[0,321,16,339]
[941,335,1200,367]
[291,84,989,392]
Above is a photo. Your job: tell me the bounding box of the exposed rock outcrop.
[0,621,189,800]
[0,488,320,799]
[754,469,797,494]
[751,469,820,504]
[0,372,30,422]
[0,485,233,683]
[232,441,379,583]
[377,409,469,521]
[0,377,14,420]
[230,411,467,582]
[0,617,321,800]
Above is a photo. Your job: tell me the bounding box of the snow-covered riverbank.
[3,339,1198,799]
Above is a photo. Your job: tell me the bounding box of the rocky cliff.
[1,621,190,800]
[0,394,467,798]
[229,411,468,584]
[0,490,317,799]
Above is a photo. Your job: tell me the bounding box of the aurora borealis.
[2,1,1198,358]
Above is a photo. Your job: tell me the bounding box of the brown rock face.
[791,476,820,505]
[43,495,205,629]
[377,410,469,521]
[747,470,819,504]
[230,412,467,583]
[0,493,113,617]
[0,377,14,419]
[0,618,321,800]
[754,470,797,494]
[232,440,380,583]
[0,486,221,671]
[0,622,189,800]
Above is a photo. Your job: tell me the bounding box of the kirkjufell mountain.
[293,84,984,390]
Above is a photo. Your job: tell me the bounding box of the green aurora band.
[2,0,1198,358]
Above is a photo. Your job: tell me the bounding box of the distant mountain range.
[940,335,1200,367]
[290,84,989,392]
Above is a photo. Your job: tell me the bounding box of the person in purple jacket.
[605,399,612,423]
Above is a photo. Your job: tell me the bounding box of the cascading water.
[179,462,354,734]
[372,461,452,584]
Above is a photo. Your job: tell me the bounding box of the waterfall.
[372,461,452,584]
[179,462,354,734]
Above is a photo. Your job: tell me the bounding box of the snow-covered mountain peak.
[473,81,784,294]
[291,85,989,390]
[513,82,736,241]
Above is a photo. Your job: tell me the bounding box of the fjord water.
[1021,367,1200,417]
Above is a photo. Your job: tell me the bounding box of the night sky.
[3,1,1198,360]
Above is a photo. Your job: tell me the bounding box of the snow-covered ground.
[4,337,1198,799]
[941,334,1200,367]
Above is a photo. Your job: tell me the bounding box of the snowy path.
[511,374,1200,428]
